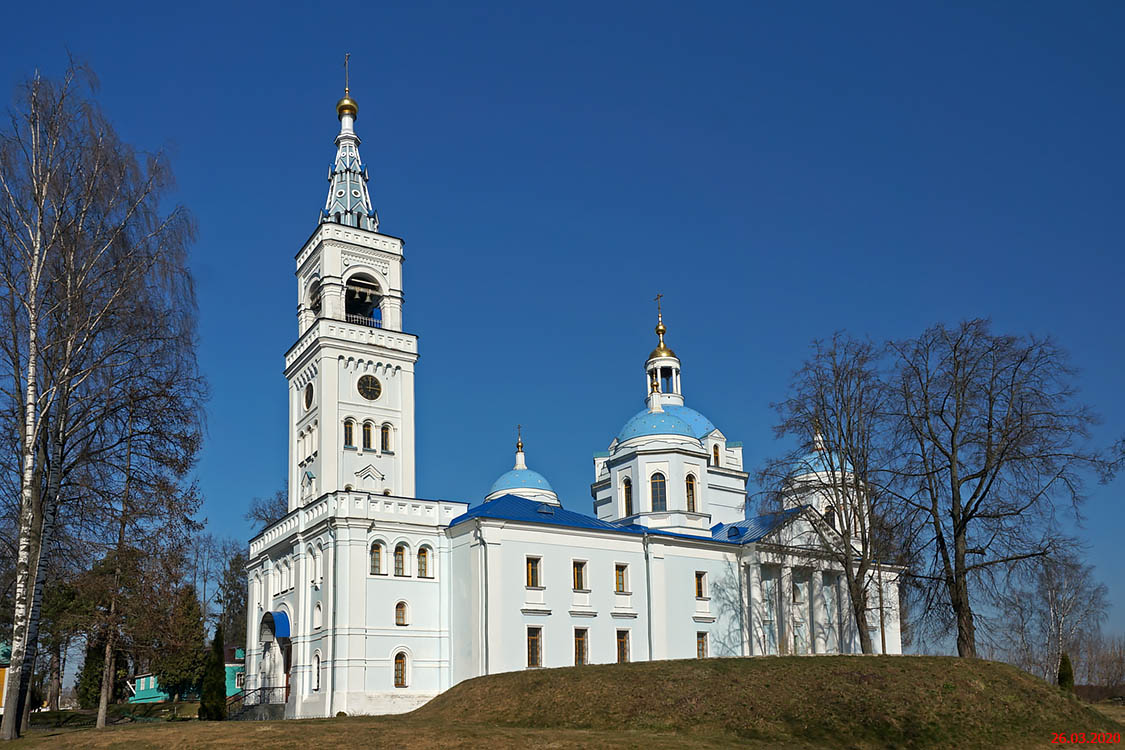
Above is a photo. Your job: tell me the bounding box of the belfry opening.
[345,274,382,327]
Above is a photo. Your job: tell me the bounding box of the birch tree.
[0,62,198,737]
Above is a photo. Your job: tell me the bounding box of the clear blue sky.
[3,1,1122,637]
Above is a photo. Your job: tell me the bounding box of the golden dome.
[336,93,358,119]
[648,317,676,359]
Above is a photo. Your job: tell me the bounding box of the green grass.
[11,656,1124,749]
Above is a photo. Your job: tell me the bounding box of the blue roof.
[489,468,554,495]
[711,507,805,543]
[450,494,805,546]
[451,494,623,532]
[617,410,696,442]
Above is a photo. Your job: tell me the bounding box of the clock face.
[357,375,382,401]
[304,383,314,409]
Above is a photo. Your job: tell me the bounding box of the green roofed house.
[225,647,246,698]
[128,673,169,704]
[128,648,244,704]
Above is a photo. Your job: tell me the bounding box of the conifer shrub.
[1058,651,1075,693]
[198,626,228,720]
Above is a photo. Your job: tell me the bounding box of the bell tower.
[283,74,417,510]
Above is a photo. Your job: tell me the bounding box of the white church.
[244,84,904,718]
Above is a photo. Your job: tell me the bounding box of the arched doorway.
[259,611,293,703]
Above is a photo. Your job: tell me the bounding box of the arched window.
[313,602,323,629]
[370,542,383,575]
[383,489,392,496]
[381,424,392,452]
[623,478,633,517]
[824,505,836,530]
[712,445,720,466]
[315,545,324,581]
[417,547,430,578]
[686,475,697,513]
[650,472,667,512]
[362,422,373,450]
[395,601,408,626]
[394,652,407,688]
[343,420,355,448]
[394,544,407,577]
[312,652,321,691]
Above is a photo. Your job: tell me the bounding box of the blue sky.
[2,1,1122,637]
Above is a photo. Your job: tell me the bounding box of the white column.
[746,562,763,655]
[780,565,793,655]
[810,567,823,654]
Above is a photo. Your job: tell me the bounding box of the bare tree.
[888,319,1109,658]
[0,62,199,737]
[245,481,289,532]
[758,333,911,654]
[995,552,1108,682]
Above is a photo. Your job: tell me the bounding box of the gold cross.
[654,293,663,318]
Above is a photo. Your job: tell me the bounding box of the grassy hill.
[12,656,1123,749]
[418,655,1121,748]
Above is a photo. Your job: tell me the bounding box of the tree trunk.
[951,531,977,657]
[843,566,874,654]
[1,303,41,741]
[47,645,60,713]
[13,409,65,735]
[97,406,133,730]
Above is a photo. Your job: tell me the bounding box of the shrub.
[198,626,228,720]
[1058,652,1075,693]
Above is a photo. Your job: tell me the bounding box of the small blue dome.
[794,451,853,476]
[617,410,696,442]
[662,405,717,439]
[490,468,554,495]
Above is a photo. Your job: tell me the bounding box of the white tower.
[284,83,417,510]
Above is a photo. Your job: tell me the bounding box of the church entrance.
[259,611,292,704]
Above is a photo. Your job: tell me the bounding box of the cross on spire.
[344,52,351,95]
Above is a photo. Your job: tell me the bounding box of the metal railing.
[346,314,383,328]
[227,685,286,717]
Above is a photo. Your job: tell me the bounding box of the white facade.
[244,88,904,719]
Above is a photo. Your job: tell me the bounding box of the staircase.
[227,686,286,721]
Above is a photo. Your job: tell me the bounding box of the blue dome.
[662,405,717,439]
[617,410,696,442]
[490,468,554,495]
[794,451,853,475]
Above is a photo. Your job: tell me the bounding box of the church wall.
[646,540,744,660]
[470,523,652,677]
[448,526,481,685]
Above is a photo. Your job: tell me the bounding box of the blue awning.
[263,610,290,639]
